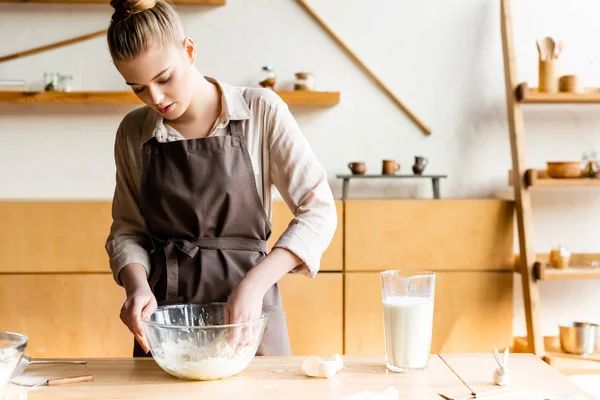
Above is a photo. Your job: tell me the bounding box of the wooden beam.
[500,0,544,356]
[0,30,107,64]
[296,0,431,136]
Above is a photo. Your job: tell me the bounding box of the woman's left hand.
[225,276,266,325]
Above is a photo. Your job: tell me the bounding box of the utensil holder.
[539,59,559,93]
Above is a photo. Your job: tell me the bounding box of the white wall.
[1,0,600,337]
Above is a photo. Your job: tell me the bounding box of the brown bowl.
[546,162,581,179]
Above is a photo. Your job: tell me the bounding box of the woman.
[104,0,337,356]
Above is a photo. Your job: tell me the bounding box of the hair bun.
[111,0,158,21]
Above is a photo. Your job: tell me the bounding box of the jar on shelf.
[44,72,58,91]
[294,72,314,91]
[57,74,73,92]
[259,65,276,90]
[581,150,599,178]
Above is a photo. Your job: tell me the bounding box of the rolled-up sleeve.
[105,120,152,286]
[268,99,338,278]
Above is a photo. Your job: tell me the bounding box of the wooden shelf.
[0,90,340,106]
[514,337,600,374]
[514,253,600,280]
[0,0,225,4]
[516,83,600,104]
[275,90,340,106]
[509,169,600,187]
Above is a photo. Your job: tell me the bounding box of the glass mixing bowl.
[0,332,27,391]
[142,303,268,381]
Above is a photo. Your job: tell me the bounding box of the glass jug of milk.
[380,270,436,372]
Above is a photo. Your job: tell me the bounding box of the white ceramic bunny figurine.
[493,348,509,386]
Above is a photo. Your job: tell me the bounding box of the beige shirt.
[105,77,337,285]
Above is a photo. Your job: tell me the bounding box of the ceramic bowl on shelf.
[546,161,581,179]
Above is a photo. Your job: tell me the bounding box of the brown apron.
[133,115,291,357]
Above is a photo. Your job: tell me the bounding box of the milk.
[382,296,434,371]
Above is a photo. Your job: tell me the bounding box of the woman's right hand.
[120,287,157,354]
[118,263,157,354]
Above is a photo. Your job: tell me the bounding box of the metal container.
[558,321,600,355]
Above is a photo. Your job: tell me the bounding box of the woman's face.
[116,39,195,120]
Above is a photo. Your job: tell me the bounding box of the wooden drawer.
[345,199,514,272]
[344,271,513,355]
[268,200,343,271]
[0,273,131,357]
[280,273,343,355]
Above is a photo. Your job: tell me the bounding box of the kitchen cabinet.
[0,272,342,358]
[0,198,514,357]
[279,273,343,355]
[344,271,513,355]
[345,199,514,272]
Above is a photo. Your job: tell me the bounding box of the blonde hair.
[107,0,185,62]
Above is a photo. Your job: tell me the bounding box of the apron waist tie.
[151,237,268,301]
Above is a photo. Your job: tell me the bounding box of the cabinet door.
[279,273,343,355]
[344,272,513,355]
[0,274,131,358]
[0,201,112,273]
[345,199,514,272]
[268,200,343,271]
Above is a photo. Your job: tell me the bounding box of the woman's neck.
[172,71,221,128]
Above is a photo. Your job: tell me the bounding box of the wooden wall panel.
[344,271,513,355]
[345,199,515,272]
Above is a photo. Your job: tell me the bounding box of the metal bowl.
[0,332,28,391]
[142,303,268,381]
[558,321,599,355]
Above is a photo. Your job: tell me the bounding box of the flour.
[0,347,20,390]
[152,335,255,381]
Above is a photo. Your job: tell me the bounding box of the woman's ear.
[182,37,196,64]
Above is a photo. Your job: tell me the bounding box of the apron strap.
[152,237,268,301]
[228,119,244,137]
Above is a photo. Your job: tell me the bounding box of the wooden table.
[4,354,593,400]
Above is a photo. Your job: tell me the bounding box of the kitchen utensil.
[438,388,507,400]
[541,37,556,60]
[141,303,267,381]
[381,270,435,372]
[539,59,558,93]
[381,160,400,175]
[348,162,367,175]
[546,162,581,179]
[10,354,87,379]
[12,374,93,388]
[558,321,599,355]
[0,332,27,392]
[536,40,544,60]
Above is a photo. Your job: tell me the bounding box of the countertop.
[3,354,593,400]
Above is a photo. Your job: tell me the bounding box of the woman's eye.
[158,76,172,84]
[133,87,145,94]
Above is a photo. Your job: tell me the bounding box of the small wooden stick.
[296,0,431,136]
[438,354,476,396]
[0,30,107,64]
[47,374,93,386]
